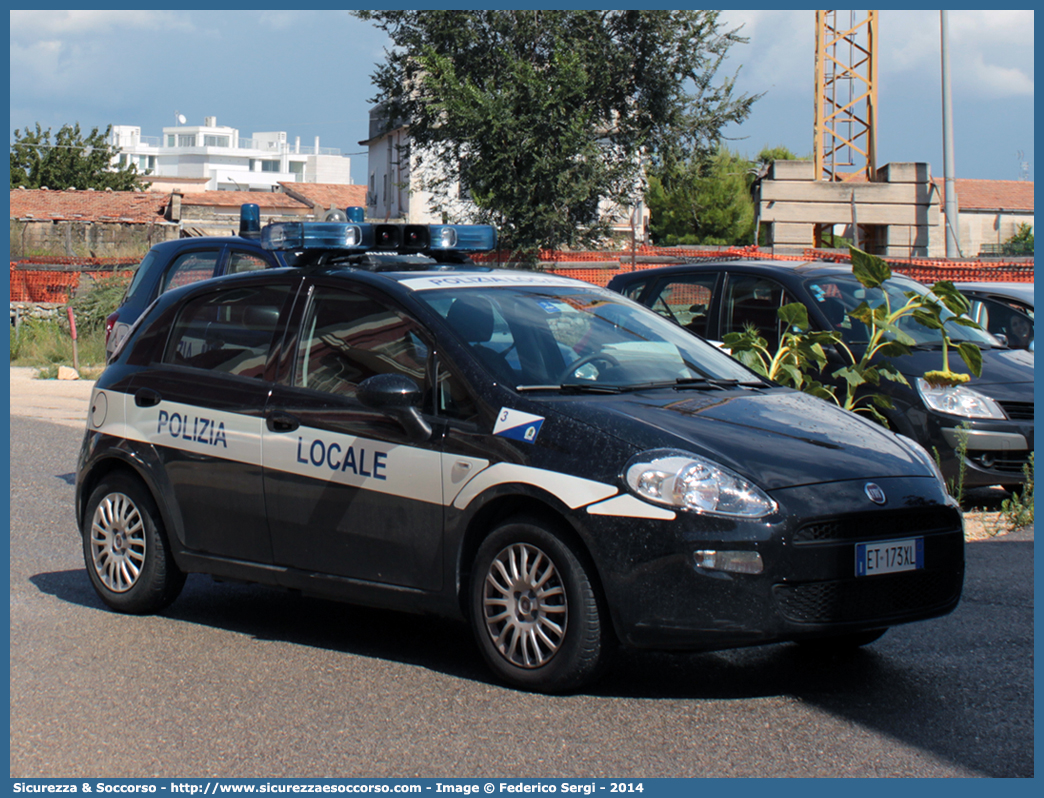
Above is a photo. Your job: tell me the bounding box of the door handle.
[135,388,162,408]
[267,411,300,433]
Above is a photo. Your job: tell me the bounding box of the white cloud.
[882,10,1033,98]
[10,10,190,39]
[962,54,1035,98]
[719,10,811,97]
[258,11,303,31]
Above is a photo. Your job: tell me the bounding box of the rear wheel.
[470,518,609,692]
[82,472,185,614]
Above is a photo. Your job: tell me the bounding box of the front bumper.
[589,477,964,650]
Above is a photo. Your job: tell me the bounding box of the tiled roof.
[935,179,1034,212]
[180,190,308,210]
[9,188,169,224]
[279,182,368,209]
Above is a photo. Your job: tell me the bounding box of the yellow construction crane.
[814,10,878,182]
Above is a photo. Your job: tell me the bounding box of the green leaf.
[832,365,865,388]
[803,382,839,403]
[777,363,802,387]
[875,341,913,358]
[732,349,768,376]
[875,363,910,385]
[956,342,984,377]
[777,302,809,329]
[912,308,944,330]
[850,247,892,289]
[871,394,895,410]
[930,280,971,316]
[848,301,874,326]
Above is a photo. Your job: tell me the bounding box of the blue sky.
[9,9,1035,186]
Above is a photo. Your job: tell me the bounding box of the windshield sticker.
[493,407,545,444]
[536,299,571,314]
[400,273,582,291]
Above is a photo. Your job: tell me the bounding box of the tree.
[647,145,755,245]
[647,145,801,246]
[354,10,758,256]
[1003,223,1033,255]
[10,123,143,191]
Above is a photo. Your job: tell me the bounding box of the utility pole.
[940,10,961,258]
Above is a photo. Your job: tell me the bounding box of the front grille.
[773,570,962,624]
[792,507,959,544]
[968,451,1032,475]
[999,401,1034,421]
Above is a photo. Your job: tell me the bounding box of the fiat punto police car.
[76,218,965,692]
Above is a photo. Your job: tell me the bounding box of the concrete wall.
[758,161,940,257]
[9,219,179,260]
[936,209,1035,259]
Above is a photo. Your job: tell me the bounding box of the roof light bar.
[258,218,498,256]
[261,222,375,251]
[374,224,401,250]
[428,224,497,252]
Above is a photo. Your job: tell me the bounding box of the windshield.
[416,279,763,390]
[804,274,999,347]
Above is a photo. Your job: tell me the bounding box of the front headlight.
[916,378,1005,419]
[624,449,777,518]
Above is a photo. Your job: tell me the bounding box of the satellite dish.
[176,112,186,125]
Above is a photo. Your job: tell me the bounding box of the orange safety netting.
[477,246,1034,285]
[9,247,1032,305]
[10,268,82,303]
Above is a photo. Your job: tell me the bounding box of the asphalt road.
[9,415,1034,779]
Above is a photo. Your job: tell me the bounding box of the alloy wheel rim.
[482,543,567,668]
[90,492,147,593]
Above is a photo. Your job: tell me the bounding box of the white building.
[359,105,648,238]
[110,116,352,192]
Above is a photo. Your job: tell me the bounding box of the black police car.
[77,221,965,692]
[608,260,1034,491]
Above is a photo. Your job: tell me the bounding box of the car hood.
[887,346,1034,392]
[548,387,934,491]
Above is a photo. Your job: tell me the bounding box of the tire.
[470,518,610,692]
[797,628,888,651]
[82,472,186,614]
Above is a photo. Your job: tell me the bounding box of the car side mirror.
[993,333,1009,347]
[357,374,433,442]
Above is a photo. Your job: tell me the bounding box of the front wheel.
[470,519,609,692]
[82,472,185,614]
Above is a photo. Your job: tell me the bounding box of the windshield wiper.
[674,377,766,390]
[516,383,623,394]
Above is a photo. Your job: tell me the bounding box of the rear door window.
[163,284,291,379]
[227,250,271,275]
[162,250,222,293]
[645,273,720,338]
[722,275,794,350]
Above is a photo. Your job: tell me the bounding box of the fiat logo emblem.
[865,483,887,505]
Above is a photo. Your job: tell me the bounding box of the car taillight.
[104,311,119,344]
